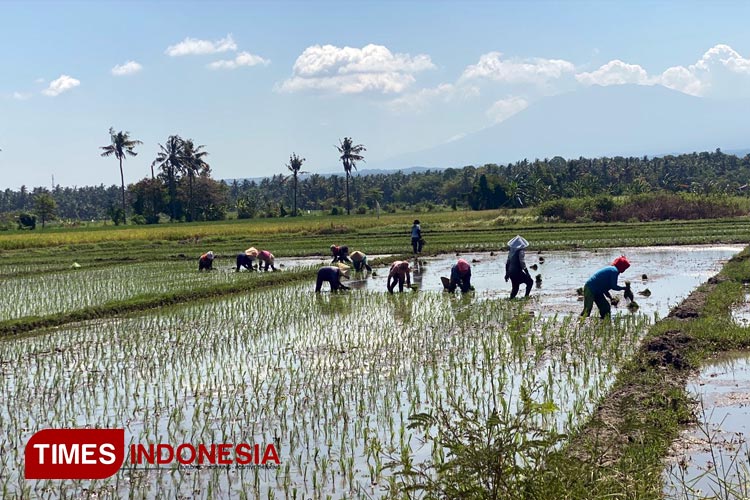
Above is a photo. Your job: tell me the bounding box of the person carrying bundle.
[387,260,412,293]
[504,235,533,299]
[330,244,352,264]
[349,250,372,272]
[315,265,351,292]
[198,251,215,271]
[580,256,631,319]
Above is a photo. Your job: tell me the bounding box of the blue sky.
[2,0,750,189]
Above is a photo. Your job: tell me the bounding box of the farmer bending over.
[505,235,533,299]
[236,253,256,271]
[198,251,215,271]
[581,256,630,319]
[315,266,351,292]
[330,245,352,264]
[257,250,277,271]
[349,250,373,272]
[447,259,474,293]
[387,261,412,293]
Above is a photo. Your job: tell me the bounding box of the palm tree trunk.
[189,174,194,222]
[119,157,127,224]
[346,173,350,215]
[293,174,298,216]
[170,170,177,221]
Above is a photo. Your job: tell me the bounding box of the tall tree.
[285,153,307,216]
[100,127,142,221]
[336,137,366,215]
[182,139,210,222]
[33,192,56,228]
[152,135,185,221]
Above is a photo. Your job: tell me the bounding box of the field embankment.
[543,247,750,497]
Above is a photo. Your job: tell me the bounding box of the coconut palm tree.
[182,139,210,222]
[285,153,307,216]
[100,127,142,220]
[152,135,185,221]
[336,137,366,215]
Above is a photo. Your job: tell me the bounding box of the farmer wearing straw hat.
[198,251,215,271]
[580,256,631,319]
[387,260,412,293]
[236,247,259,271]
[257,250,277,271]
[349,250,372,272]
[505,235,533,299]
[330,244,352,264]
[236,253,256,271]
[444,258,474,293]
[315,265,351,292]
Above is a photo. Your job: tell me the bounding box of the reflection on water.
[664,352,750,497]
[343,245,743,319]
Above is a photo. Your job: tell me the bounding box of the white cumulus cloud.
[208,51,269,70]
[575,60,651,86]
[460,52,576,85]
[486,96,528,123]
[42,75,80,96]
[12,91,31,100]
[659,65,704,96]
[658,44,750,97]
[387,83,480,112]
[279,44,434,94]
[165,34,237,56]
[111,61,143,76]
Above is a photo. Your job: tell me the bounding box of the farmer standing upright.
[505,235,533,299]
[411,220,423,255]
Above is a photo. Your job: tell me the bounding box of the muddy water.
[346,245,743,319]
[664,352,750,498]
[731,286,750,325]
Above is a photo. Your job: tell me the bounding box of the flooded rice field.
[664,352,750,498]
[350,245,743,319]
[0,245,743,498]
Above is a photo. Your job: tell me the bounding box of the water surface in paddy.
[346,245,743,319]
[664,352,750,498]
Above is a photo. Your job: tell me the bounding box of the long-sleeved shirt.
[316,266,345,291]
[411,224,421,239]
[450,264,472,292]
[585,266,625,295]
[505,248,527,275]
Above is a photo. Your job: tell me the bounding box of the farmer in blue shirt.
[411,220,423,254]
[580,256,630,318]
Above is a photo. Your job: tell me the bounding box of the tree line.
[2,143,750,228]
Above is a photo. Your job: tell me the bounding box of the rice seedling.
[0,245,741,497]
[0,281,652,498]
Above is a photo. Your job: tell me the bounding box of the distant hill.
[377,85,750,169]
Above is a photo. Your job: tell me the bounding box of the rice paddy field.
[0,213,745,499]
